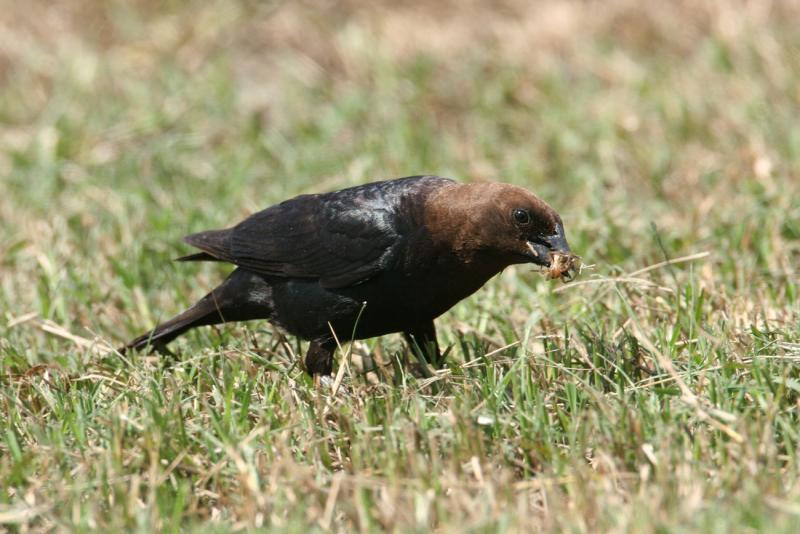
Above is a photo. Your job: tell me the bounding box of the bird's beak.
[526,223,571,267]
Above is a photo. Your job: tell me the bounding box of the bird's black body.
[124,175,572,375]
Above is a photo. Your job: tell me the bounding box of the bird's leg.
[403,321,443,370]
[304,338,336,376]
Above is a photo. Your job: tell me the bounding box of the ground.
[1,0,800,531]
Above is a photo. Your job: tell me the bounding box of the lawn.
[1,0,800,531]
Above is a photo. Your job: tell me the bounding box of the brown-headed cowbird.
[123,175,572,375]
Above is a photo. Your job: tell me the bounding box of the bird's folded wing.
[183,195,403,289]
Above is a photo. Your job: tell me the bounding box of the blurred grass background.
[1,0,799,531]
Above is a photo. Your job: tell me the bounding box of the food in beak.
[544,251,579,281]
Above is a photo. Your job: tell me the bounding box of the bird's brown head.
[425,181,571,270]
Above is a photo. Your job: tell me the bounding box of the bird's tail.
[121,269,271,353]
[122,296,223,352]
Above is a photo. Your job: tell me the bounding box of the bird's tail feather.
[121,268,271,353]
[175,251,224,262]
[122,295,224,352]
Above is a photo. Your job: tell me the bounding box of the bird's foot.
[316,374,350,396]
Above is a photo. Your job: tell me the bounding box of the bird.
[122,175,573,376]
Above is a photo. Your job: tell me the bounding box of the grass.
[1,0,800,531]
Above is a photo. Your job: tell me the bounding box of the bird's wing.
[183,177,450,288]
[230,194,403,288]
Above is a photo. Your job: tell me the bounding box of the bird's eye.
[512,208,531,225]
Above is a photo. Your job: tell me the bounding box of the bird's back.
[181,175,456,288]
